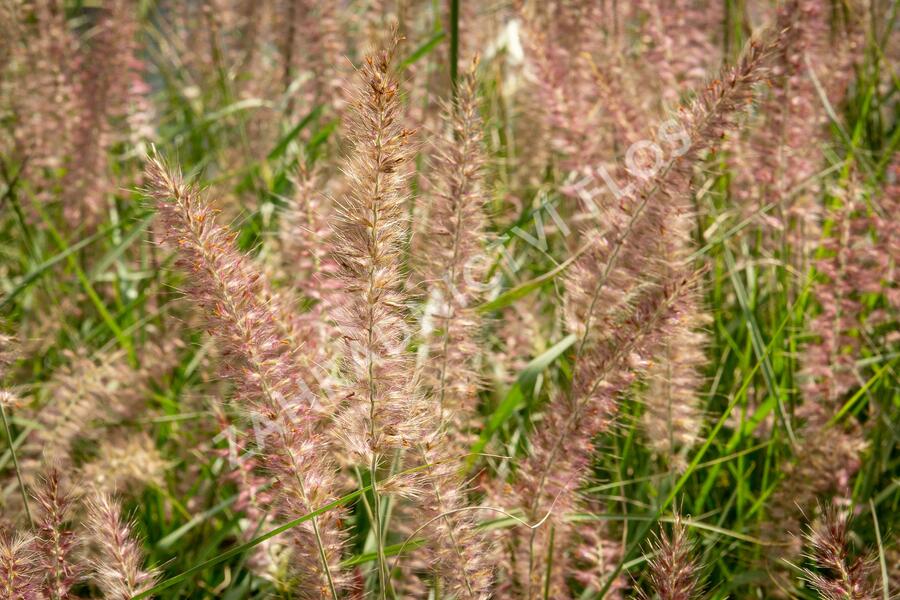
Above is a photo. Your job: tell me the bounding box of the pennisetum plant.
[0,2,893,598]
[145,155,348,598]
[494,32,781,597]
[419,56,490,435]
[412,56,495,598]
[763,179,890,584]
[329,33,427,597]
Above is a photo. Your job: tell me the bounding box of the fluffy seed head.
[640,515,705,600]
[84,492,158,600]
[0,530,40,600]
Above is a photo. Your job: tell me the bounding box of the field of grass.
[0,1,897,598]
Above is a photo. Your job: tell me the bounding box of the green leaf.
[89,212,157,282]
[156,494,240,550]
[306,119,338,157]
[1,226,108,310]
[723,247,795,446]
[466,334,577,470]
[131,488,367,599]
[200,98,269,126]
[30,204,137,364]
[829,360,891,425]
[267,104,323,161]
[476,244,589,314]
[341,539,427,568]
[400,31,446,71]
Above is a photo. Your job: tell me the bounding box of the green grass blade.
[132,487,367,599]
[466,334,576,470]
[1,226,111,310]
[88,212,157,282]
[400,31,446,71]
[267,104,323,161]
[477,244,589,314]
[723,246,796,446]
